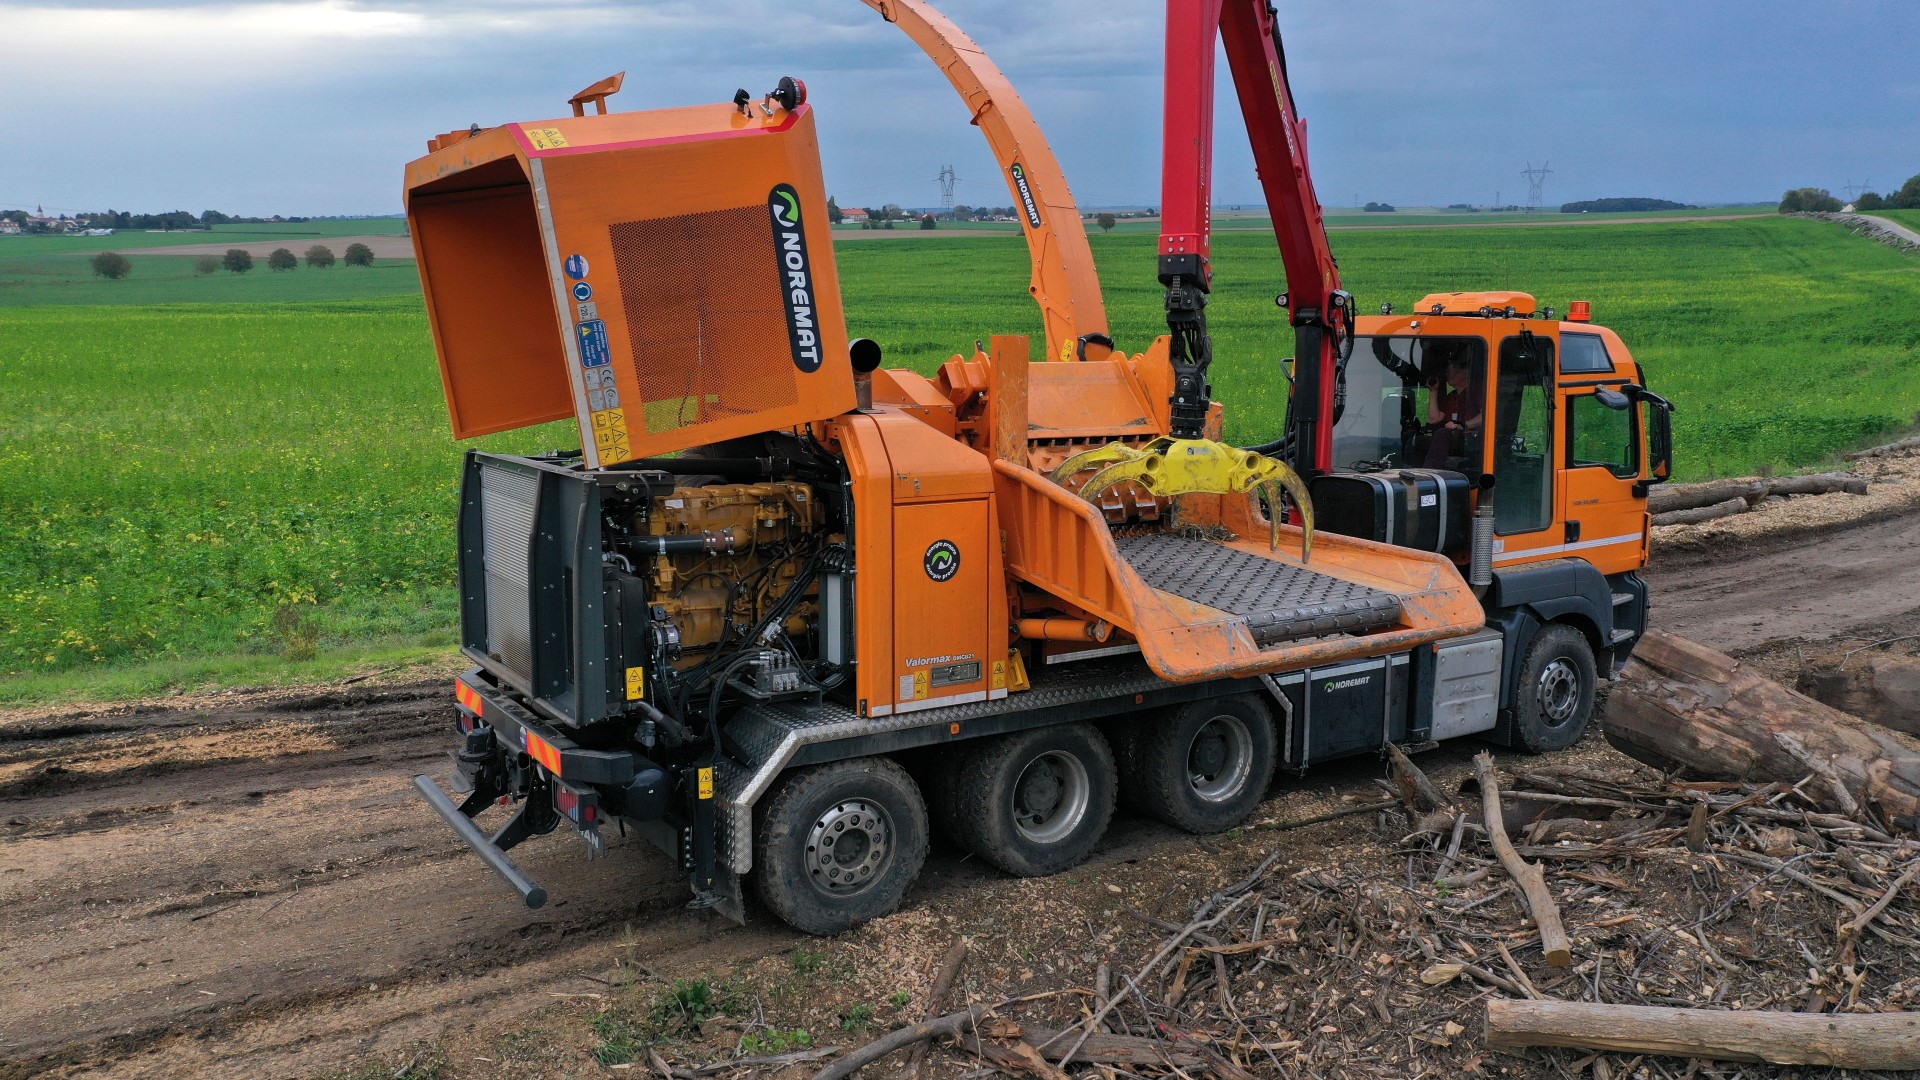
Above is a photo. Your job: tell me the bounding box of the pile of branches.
[802,752,1920,1079]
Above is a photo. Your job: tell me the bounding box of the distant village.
[0,207,317,237]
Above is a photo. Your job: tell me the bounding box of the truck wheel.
[1121,696,1275,833]
[1512,624,1597,753]
[753,757,928,936]
[947,724,1116,877]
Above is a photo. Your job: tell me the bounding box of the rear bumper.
[413,773,548,908]
[455,669,639,787]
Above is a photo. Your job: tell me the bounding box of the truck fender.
[1479,559,1615,746]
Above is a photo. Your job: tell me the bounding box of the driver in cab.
[1424,357,1482,468]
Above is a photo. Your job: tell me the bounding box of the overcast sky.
[5,0,1917,218]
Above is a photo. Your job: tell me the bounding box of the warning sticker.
[590,407,630,461]
[991,659,1007,691]
[576,319,611,367]
[624,666,644,701]
[527,127,569,150]
[912,670,931,699]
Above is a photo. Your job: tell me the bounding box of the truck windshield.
[1330,336,1487,471]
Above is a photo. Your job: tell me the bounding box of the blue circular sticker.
[564,254,590,280]
[572,281,593,301]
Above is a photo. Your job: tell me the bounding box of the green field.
[0,220,417,308]
[1871,209,1920,231]
[2,214,1917,699]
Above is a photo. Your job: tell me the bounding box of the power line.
[935,165,958,215]
[1520,162,1552,210]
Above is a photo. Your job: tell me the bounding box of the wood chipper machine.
[405,0,1673,935]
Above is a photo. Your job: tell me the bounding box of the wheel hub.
[1188,715,1254,803]
[805,800,889,895]
[1013,750,1090,845]
[1537,658,1580,725]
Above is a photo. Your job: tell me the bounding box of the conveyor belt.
[1113,533,1403,644]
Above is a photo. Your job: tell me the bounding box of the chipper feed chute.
[973,348,1486,685]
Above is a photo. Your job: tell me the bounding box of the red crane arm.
[1158,0,1352,473]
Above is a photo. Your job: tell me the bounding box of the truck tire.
[753,757,928,936]
[1511,623,1597,753]
[1120,696,1274,833]
[945,723,1116,877]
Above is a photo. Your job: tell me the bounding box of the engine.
[629,480,823,656]
[593,467,849,737]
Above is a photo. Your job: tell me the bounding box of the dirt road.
[4,509,1916,1078]
[1646,508,1920,652]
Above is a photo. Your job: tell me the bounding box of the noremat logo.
[1009,163,1043,228]
[769,184,822,373]
[1324,675,1371,693]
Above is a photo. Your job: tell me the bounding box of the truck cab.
[1318,290,1674,743]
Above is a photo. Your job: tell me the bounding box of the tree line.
[1780,173,1920,213]
[90,243,375,281]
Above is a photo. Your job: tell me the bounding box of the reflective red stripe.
[454,680,483,716]
[525,730,562,775]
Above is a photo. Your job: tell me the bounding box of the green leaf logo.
[776,190,799,225]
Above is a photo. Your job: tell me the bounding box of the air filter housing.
[404,100,855,466]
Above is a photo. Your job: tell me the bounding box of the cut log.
[1607,630,1920,831]
[1845,434,1920,460]
[1800,654,1920,739]
[1764,472,1868,497]
[1648,479,1765,516]
[1486,1000,1920,1069]
[1651,497,1748,527]
[1649,473,1867,522]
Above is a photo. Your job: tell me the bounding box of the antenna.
[936,164,958,216]
[1520,161,1553,210]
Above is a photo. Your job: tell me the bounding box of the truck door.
[1489,330,1558,566]
[1558,331,1645,574]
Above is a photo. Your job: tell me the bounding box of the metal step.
[1609,628,1635,645]
[1611,591,1635,606]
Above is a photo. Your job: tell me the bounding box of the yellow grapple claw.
[1056,437,1314,561]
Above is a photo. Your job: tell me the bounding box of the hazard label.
[577,319,611,368]
[527,127,569,150]
[590,407,630,462]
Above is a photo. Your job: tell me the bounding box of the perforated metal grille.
[610,205,799,437]
[479,465,538,677]
[1114,533,1404,644]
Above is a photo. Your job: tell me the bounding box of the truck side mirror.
[1638,391,1674,483]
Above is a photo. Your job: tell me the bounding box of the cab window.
[1329,336,1486,471]
[1560,332,1613,374]
[1492,333,1555,534]
[1568,394,1637,478]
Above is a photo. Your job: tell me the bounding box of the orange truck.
[408,2,1673,935]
